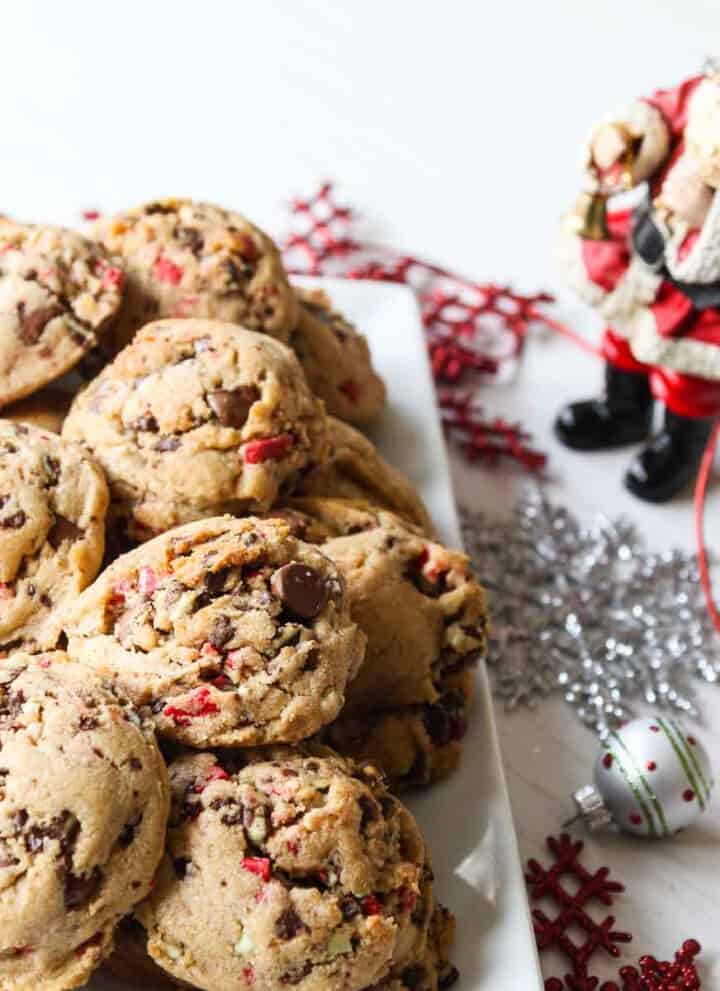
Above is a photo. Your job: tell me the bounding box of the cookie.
[91,199,297,353]
[375,904,458,991]
[62,319,328,541]
[0,651,169,991]
[296,418,435,536]
[319,525,486,714]
[323,669,475,790]
[0,420,108,655]
[64,515,366,747]
[290,288,386,424]
[135,748,433,991]
[2,388,71,434]
[267,496,423,545]
[0,220,124,407]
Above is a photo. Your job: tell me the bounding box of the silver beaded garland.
[460,486,720,737]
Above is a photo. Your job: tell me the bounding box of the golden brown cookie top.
[92,199,297,352]
[0,420,108,654]
[0,651,169,991]
[65,514,366,747]
[137,747,431,991]
[0,220,124,407]
[62,319,328,540]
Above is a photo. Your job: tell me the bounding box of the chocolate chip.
[207,386,258,428]
[128,757,143,771]
[423,706,452,747]
[340,895,360,920]
[65,867,102,909]
[118,814,142,848]
[439,964,460,989]
[133,413,159,433]
[12,810,28,833]
[270,563,328,620]
[0,511,26,529]
[209,615,234,650]
[154,436,181,452]
[402,965,428,989]
[40,593,52,608]
[358,795,378,829]
[15,304,60,345]
[275,908,306,940]
[179,227,205,256]
[280,961,312,985]
[77,715,99,731]
[47,515,81,548]
[173,857,190,879]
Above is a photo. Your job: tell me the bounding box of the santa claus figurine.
[555,63,720,501]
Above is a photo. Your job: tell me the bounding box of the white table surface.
[3,2,719,984]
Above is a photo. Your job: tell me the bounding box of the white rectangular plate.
[92,276,542,991]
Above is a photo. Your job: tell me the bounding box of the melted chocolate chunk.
[402,964,428,989]
[154,436,181,452]
[118,813,142,848]
[270,563,328,620]
[206,386,258,428]
[173,857,190,879]
[15,303,60,345]
[179,227,204,256]
[47,515,81,548]
[0,510,26,529]
[339,895,360,920]
[275,907,306,940]
[209,615,234,650]
[64,867,102,909]
[358,795,378,830]
[133,413,159,433]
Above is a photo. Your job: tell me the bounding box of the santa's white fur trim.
[686,77,720,188]
[664,184,720,284]
[630,307,720,380]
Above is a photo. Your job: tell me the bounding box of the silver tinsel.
[461,486,720,737]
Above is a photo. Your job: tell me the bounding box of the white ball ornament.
[572,717,714,838]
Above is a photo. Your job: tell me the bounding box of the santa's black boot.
[554,364,654,451]
[624,408,714,503]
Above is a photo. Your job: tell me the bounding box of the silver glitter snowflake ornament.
[461,486,720,737]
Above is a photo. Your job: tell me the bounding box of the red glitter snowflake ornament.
[281,182,556,472]
[527,836,703,990]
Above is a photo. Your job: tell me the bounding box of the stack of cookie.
[0,200,488,991]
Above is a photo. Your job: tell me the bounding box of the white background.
[3,1,720,986]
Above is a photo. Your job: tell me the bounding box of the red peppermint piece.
[137,566,157,598]
[82,209,101,221]
[397,887,417,913]
[361,895,382,916]
[194,765,230,793]
[338,378,360,402]
[154,255,184,285]
[241,857,271,882]
[101,266,125,290]
[243,433,294,464]
[163,688,220,726]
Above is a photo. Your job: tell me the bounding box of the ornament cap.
[572,783,613,832]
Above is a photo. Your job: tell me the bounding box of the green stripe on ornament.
[657,717,708,809]
[667,718,712,802]
[613,730,671,837]
[607,733,663,837]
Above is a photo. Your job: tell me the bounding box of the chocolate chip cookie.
[64,515,366,747]
[0,651,169,991]
[62,319,328,541]
[91,199,297,353]
[296,418,435,536]
[323,669,475,791]
[0,420,108,655]
[320,524,486,714]
[290,288,386,424]
[0,220,124,407]
[135,748,433,991]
